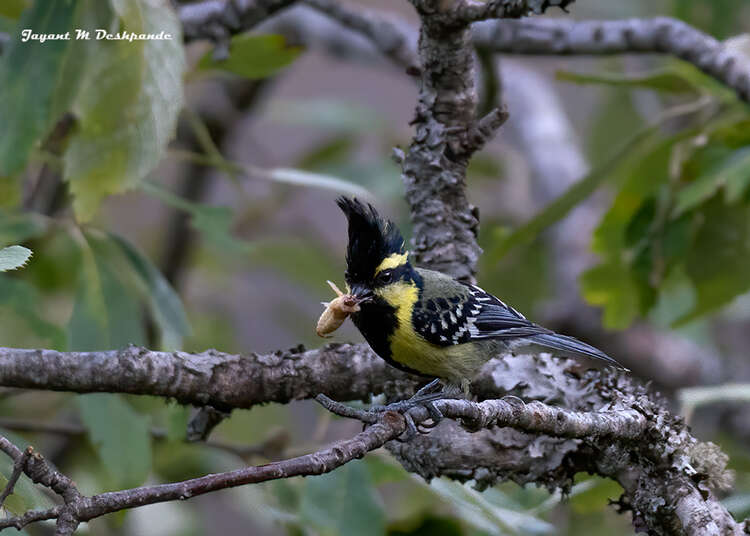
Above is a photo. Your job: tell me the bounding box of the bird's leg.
[370,378,444,414]
[414,378,442,397]
[369,378,450,436]
[315,379,460,442]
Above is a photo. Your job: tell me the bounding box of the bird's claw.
[316,379,447,442]
[372,380,446,441]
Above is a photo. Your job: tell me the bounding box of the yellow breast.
[374,282,485,384]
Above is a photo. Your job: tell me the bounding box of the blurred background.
[1,0,750,533]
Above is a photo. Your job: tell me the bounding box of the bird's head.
[336,197,417,304]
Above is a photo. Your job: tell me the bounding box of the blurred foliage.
[77,393,152,489]
[198,33,302,79]
[0,0,748,535]
[501,56,750,330]
[671,0,749,39]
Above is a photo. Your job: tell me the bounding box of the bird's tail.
[527,333,627,370]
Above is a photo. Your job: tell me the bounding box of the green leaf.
[568,476,624,514]
[723,147,750,202]
[0,210,48,245]
[364,454,408,485]
[429,479,554,535]
[675,146,750,214]
[0,174,22,208]
[648,265,697,328]
[67,230,146,350]
[676,198,750,324]
[198,33,301,79]
[77,393,152,489]
[300,460,385,536]
[592,136,681,255]
[556,66,702,94]
[490,124,669,258]
[557,61,736,100]
[0,0,78,174]
[69,228,188,350]
[47,0,113,126]
[480,235,549,315]
[108,233,190,349]
[165,403,191,442]
[674,171,727,215]
[0,274,67,348]
[63,0,185,221]
[580,261,641,330]
[141,181,254,255]
[0,245,31,271]
[0,0,28,19]
[388,516,464,536]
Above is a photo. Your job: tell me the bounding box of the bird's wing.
[411,270,548,347]
[412,269,623,367]
[459,283,552,341]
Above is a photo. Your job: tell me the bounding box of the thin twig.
[0,445,32,507]
[0,506,62,531]
[474,17,750,102]
[302,0,418,69]
[0,412,404,530]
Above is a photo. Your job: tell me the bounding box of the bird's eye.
[377,269,394,284]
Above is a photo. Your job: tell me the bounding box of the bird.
[335,196,624,398]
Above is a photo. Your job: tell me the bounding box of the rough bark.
[389,359,740,535]
[400,0,514,282]
[0,412,407,531]
[0,346,743,534]
[0,344,411,411]
[474,17,750,102]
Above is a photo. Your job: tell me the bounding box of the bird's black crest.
[336,197,406,282]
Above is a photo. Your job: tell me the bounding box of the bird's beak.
[350,284,374,304]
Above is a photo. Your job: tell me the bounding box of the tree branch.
[401,0,547,281]
[180,0,296,58]
[386,371,744,536]
[302,0,418,69]
[322,395,647,440]
[0,344,411,411]
[0,445,32,507]
[0,411,406,531]
[5,4,747,105]
[2,344,743,533]
[474,17,750,101]
[452,0,574,24]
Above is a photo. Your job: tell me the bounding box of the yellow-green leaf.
[580,260,641,330]
[199,33,301,80]
[63,0,185,221]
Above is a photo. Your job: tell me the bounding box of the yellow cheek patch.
[374,252,408,275]
[375,280,415,306]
